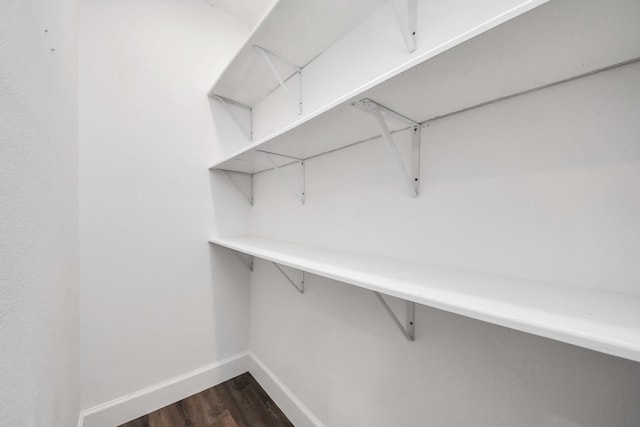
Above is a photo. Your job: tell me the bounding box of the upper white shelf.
[210,235,640,363]
[211,0,640,174]
[209,0,387,107]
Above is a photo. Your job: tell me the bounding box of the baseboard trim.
[77,351,323,427]
[77,351,250,427]
[249,352,325,427]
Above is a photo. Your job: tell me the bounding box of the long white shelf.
[210,235,640,362]
[210,0,640,174]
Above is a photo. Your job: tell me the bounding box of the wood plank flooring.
[119,373,293,427]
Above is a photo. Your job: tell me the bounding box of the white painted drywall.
[0,0,80,426]
[79,0,252,413]
[248,62,640,425]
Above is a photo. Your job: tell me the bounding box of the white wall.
[79,0,252,413]
[0,0,80,426]
[248,61,640,425]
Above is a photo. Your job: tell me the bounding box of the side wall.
[0,0,80,425]
[248,60,640,426]
[79,0,252,416]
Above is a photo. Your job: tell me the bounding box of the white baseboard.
[77,352,250,427]
[249,352,325,427]
[76,351,323,427]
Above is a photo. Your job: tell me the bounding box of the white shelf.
[211,0,640,174]
[210,236,640,362]
[209,0,387,107]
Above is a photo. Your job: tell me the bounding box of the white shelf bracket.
[215,169,254,206]
[212,95,253,141]
[352,98,421,197]
[261,151,306,204]
[374,292,415,341]
[271,262,304,293]
[254,45,303,115]
[232,250,254,271]
[391,0,417,52]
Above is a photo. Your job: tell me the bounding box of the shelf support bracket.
[215,246,254,271]
[374,292,415,341]
[261,151,306,204]
[212,95,253,141]
[353,98,421,198]
[215,169,254,206]
[232,251,254,271]
[271,262,304,293]
[254,45,303,115]
[391,0,417,52]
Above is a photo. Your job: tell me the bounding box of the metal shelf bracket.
[215,169,254,206]
[272,262,305,293]
[392,0,417,52]
[352,98,421,198]
[212,95,253,141]
[254,45,303,115]
[374,292,415,341]
[233,251,254,271]
[262,151,306,204]
[216,246,254,271]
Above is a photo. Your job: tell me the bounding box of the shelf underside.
[210,236,640,363]
[212,0,640,174]
[210,0,387,106]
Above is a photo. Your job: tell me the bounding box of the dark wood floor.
[119,373,293,427]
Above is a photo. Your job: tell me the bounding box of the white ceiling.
[203,0,276,27]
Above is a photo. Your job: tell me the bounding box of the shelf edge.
[210,236,640,363]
